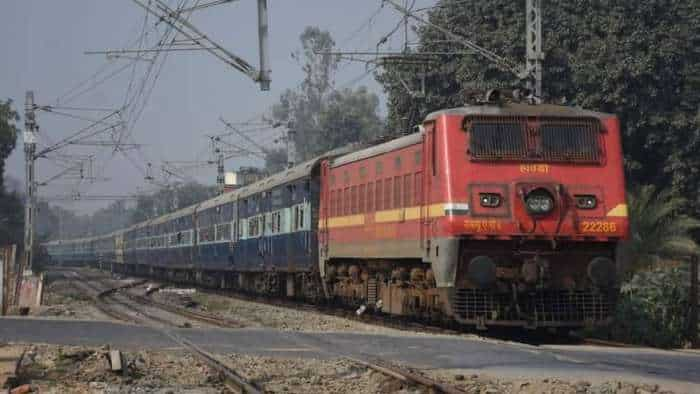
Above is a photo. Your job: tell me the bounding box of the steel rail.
[349,357,467,394]
[64,270,262,394]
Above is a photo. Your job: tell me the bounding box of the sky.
[1,0,434,213]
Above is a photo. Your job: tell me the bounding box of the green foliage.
[379,0,700,214]
[0,99,23,246]
[609,267,693,348]
[0,99,19,189]
[264,148,287,173]
[618,185,700,274]
[269,26,383,167]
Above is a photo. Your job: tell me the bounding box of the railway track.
[60,268,477,392]
[350,357,467,394]
[73,266,628,347]
[62,270,262,394]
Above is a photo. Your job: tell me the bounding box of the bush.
[607,266,693,348]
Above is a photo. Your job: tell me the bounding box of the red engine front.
[424,103,627,328]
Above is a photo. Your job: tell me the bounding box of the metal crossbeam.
[129,0,270,90]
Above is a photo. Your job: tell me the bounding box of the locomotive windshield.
[466,116,602,163]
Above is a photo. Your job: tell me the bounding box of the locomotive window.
[367,182,374,212]
[540,119,601,162]
[414,172,423,205]
[394,176,402,208]
[467,116,602,163]
[384,178,392,210]
[359,184,366,213]
[344,187,350,215]
[351,186,358,214]
[404,174,412,207]
[469,120,526,160]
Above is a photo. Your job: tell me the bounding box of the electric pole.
[526,0,544,97]
[286,120,297,168]
[213,137,225,194]
[23,91,38,272]
[257,0,271,91]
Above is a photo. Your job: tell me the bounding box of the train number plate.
[464,220,503,233]
[580,221,617,233]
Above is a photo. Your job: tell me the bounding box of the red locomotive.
[319,101,627,329]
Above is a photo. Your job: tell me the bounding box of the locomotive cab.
[424,103,628,328]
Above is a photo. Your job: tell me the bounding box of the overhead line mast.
[127,0,271,90]
[382,0,545,98]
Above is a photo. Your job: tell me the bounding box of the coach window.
[414,150,422,167]
[376,161,383,176]
[299,205,305,229]
[375,180,383,210]
[394,156,402,170]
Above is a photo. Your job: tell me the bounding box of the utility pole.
[213,137,225,194]
[525,0,544,97]
[689,255,699,348]
[23,91,38,272]
[257,0,271,91]
[286,121,297,168]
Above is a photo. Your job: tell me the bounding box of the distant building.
[223,167,266,192]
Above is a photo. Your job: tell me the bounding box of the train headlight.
[587,257,616,288]
[575,195,597,210]
[524,188,554,215]
[479,193,502,208]
[467,256,497,288]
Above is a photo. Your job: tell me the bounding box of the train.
[44,99,628,330]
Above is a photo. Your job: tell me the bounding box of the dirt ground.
[12,344,223,394]
[150,287,404,333]
[423,369,676,394]
[5,343,683,394]
[37,274,111,321]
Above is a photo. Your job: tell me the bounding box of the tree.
[131,182,216,223]
[264,148,287,173]
[271,26,384,163]
[0,99,22,246]
[378,0,700,214]
[0,100,19,192]
[318,87,383,153]
[618,185,700,274]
